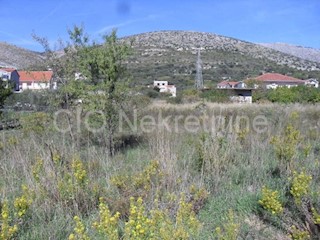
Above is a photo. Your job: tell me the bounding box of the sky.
[0,0,319,51]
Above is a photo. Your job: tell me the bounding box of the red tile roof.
[217,81,239,87]
[254,73,304,83]
[18,71,53,82]
[0,68,17,73]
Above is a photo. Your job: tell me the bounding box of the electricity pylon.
[195,48,204,89]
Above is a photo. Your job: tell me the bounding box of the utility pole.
[195,48,204,89]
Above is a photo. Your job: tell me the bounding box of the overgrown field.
[1,102,320,239]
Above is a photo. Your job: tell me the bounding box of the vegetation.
[253,86,320,103]
[1,101,320,239]
[0,79,12,118]
[123,31,320,89]
[2,28,320,240]
[3,30,320,89]
[32,26,132,156]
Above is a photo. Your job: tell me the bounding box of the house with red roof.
[252,73,312,89]
[0,68,20,91]
[18,71,56,91]
[217,80,247,89]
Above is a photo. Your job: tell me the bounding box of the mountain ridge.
[259,42,320,63]
[123,30,320,70]
[1,30,320,87]
[0,42,44,69]
[120,31,320,87]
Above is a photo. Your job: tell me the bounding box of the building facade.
[153,80,177,97]
[18,71,56,91]
[253,73,309,89]
[0,68,20,91]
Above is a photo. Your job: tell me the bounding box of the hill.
[260,42,320,64]
[122,31,320,88]
[0,42,44,69]
[1,31,320,88]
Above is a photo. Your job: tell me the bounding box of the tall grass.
[1,102,320,239]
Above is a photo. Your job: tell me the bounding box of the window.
[2,74,9,80]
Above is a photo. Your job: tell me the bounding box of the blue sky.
[0,0,319,51]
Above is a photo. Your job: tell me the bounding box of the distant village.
[0,67,319,104]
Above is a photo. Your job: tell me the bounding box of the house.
[0,68,20,91]
[217,81,247,89]
[252,73,306,89]
[153,80,176,97]
[305,79,319,88]
[18,71,56,90]
[216,80,251,103]
[217,81,239,89]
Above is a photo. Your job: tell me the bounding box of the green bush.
[200,89,230,103]
[146,89,160,98]
[256,86,320,104]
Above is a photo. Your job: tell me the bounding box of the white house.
[153,80,177,97]
[253,73,307,89]
[0,68,20,91]
[305,79,319,88]
[18,71,56,90]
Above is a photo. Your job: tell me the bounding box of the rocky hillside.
[0,42,44,69]
[259,42,320,64]
[122,31,320,88]
[1,31,320,88]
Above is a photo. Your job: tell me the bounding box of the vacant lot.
[1,102,320,239]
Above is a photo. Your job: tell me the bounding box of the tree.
[80,30,132,156]
[0,78,12,117]
[33,26,132,156]
[32,27,89,110]
[244,78,259,88]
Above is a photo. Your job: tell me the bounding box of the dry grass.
[1,103,320,238]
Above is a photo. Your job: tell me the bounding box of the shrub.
[68,216,89,240]
[258,187,283,215]
[215,209,240,240]
[0,185,33,240]
[20,112,52,136]
[92,198,120,239]
[69,196,202,240]
[270,124,301,172]
[256,86,320,104]
[311,208,320,225]
[146,89,160,98]
[289,171,312,205]
[289,226,310,240]
[200,89,230,103]
[0,201,18,240]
